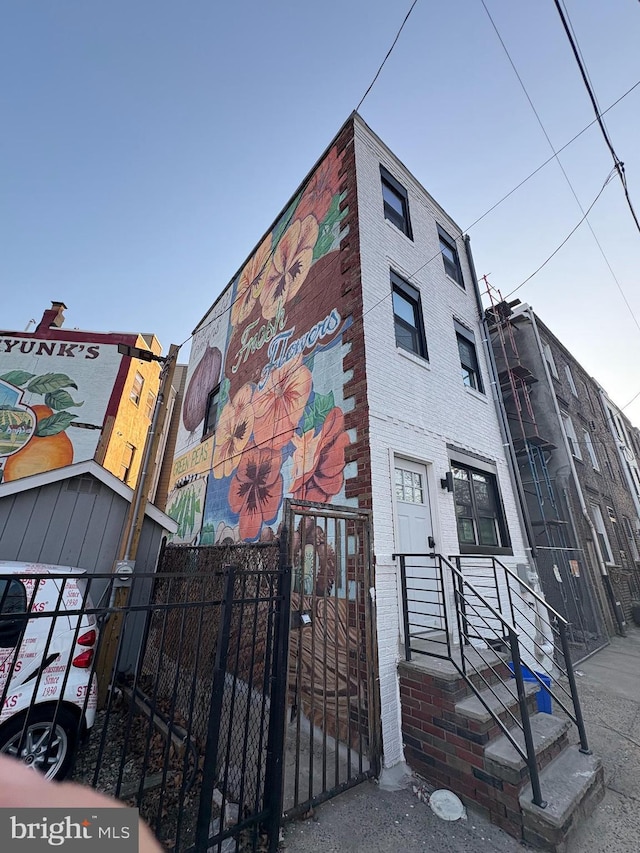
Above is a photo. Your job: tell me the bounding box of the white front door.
[394,460,442,637]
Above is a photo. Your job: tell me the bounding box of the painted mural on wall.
[194,143,353,545]
[0,342,122,483]
[170,144,353,543]
[164,436,214,545]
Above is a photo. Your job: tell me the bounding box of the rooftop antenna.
[24,319,36,332]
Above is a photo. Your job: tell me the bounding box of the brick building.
[172,114,602,845]
[0,301,163,493]
[486,300,640,641]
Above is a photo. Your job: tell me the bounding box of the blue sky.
[2,1,640,421]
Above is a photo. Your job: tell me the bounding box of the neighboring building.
[174,121,539,764]
[0,301,163,493]
[153,364,188,512]
[486,299,640,642]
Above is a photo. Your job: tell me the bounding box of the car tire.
[0,705,79,781]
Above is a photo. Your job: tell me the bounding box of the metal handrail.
[396,552,546,807]
[450,554,590,754]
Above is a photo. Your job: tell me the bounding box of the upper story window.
[583,429,600,470]
[120,443,136,484]
[622,516,639,562]
[391,272,427,359]
[542,341,559,379]
[561,413,582,460]
[565,364,578,396]
[130,372,144,406]
[145,391,156,420]
[203,385,220,438]
[437,225,464,288]
[380,166,412,239]
[590,503,614,564]
[454,320,483,393]
[452,463,511,554]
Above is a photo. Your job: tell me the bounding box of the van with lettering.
[0,561,98,779]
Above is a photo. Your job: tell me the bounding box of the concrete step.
[455,679,538,730]
[519,746,604,852]
[484,713,570,784]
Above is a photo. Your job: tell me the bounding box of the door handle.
[428,536,436,549]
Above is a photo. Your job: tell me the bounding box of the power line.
[355,0,420,112]
[504,170,616,299]
[481,0,640,335]
[173,74,640,355]
[552,0,640,235]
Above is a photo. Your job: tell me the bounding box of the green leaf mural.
[303,390,335,433]
[312,193,347,261]
[0,371,36,386]
[44,389,84,410]
[35,411,78,437]
[27,373,78,394]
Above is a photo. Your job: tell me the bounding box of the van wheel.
[0,707,78,780]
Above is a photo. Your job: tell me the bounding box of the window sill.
[458,545,514,557]
[465,386,487,403]
[385,219,414,245]
[445,273,465,290]
[396,347,431,370]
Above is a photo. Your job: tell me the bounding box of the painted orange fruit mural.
[3,405,74,481]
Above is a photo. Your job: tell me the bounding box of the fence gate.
[60,542,292,853]
[283,499,381,818]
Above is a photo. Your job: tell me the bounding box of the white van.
[0,561,98,779]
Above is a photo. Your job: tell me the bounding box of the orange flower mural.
[290,407,350,503]
[231,235,272,327]
[260,215,318,320]
[229,445,283,540]
[253,357,312,450]
[295,147,342,223]
[212,384,255,479]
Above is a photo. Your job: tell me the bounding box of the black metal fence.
[0,539,292,853]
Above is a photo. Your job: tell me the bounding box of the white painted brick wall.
[353,117,530,768]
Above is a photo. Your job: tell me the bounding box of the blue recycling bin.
[507,663,552,714]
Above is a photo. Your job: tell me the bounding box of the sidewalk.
[282,629,640,853]
[565,627,640,853]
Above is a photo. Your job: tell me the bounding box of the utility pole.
[96,344,180,706]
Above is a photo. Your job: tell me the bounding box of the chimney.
[35,301,67,333]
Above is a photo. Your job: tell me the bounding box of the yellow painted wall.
[101,334,162,489]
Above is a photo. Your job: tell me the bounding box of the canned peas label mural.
[176,143,354,545]
[0,343,121,483]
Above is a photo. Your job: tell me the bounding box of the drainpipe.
[523,306,626,636]
[463,235,538,563]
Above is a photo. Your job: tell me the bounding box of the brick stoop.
[399,657,604,850]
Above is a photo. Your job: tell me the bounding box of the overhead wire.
[171,74,640,356]
[552,0,640,235]
[504,169,616,299]
[355,0,420,112]
[480,0,640,334]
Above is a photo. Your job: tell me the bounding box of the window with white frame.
[391,272,428,359]
[454,320,483,392]
[561,413,582,460]
[542,342,558,379]
[590,503,614,563]
[622,516,639,561]
[565,364,578,396]
[437,225,464,287]
[583,429,599,470]
[380,166,412,239]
